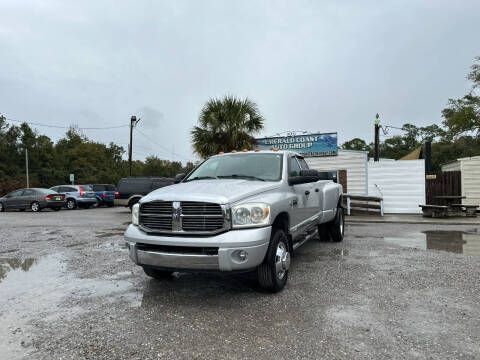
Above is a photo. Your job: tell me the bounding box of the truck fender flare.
[127,195,142,207]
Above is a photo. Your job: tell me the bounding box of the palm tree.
[191,96,265,158]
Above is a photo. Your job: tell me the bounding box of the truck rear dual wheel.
[318,207,344,242]
[257,227,291,293]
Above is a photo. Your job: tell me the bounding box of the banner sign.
[255,132,338,157]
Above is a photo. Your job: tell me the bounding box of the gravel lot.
[1,208,479,359]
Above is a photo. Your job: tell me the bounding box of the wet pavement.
[0,208,479,359]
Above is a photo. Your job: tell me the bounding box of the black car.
[114,177,173,210]
[0,188,66,212]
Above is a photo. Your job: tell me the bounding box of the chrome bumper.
[124,225,271,271]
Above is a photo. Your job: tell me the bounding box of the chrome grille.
[139,201,226,234]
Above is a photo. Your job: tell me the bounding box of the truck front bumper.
[124,225,271,272]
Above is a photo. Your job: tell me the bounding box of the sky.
[0,0,479,164]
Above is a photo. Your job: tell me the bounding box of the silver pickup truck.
[124,150,344,292]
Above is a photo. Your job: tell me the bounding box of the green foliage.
[0,116,193,195]
[442,57,480,138]
[340,138,371,152]
[191,96,264,158]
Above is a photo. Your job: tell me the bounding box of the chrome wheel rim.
[0,203,3,211]
[31,203,39,212]
[67,201,74,209]
[275,241,290,280]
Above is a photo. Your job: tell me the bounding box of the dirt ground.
[1,207,479,359]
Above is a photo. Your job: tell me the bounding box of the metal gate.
[426,171,461,205]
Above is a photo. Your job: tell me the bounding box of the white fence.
[368,160,425,214]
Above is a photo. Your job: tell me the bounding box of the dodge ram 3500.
[124,150,344,292]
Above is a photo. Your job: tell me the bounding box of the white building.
[442,156,480,206]
[306,151,425,213]
[305,150,368,195]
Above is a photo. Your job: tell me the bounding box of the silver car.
[0,188,66,212]
[50,185,97,210]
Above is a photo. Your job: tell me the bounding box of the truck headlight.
[132,203,140,226]
[232,203,270,228]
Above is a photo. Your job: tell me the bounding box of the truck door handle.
[315,188,319,192]
[305,190,310,195]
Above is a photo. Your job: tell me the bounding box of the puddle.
[0,254,140,358]
[0,258,37,281]
[384,231,480,255]
[96,232,123,238]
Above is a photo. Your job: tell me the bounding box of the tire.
[31,201,41,212]
[318,223,331,241]
[66,199,77,210]
[257,227,291,293]
[143,267,173,280]
[330,207,345,242]
[0,202,4,212]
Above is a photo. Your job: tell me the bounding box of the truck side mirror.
[289,170,319,185]
[174,173,186,183]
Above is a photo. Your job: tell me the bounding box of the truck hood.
[140,179,281,205]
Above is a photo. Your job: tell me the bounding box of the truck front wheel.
[257,227,290,293]
[143,267,173,280]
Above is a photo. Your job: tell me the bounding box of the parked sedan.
[50,185,97,210]
[0,188,66,212]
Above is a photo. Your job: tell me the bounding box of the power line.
[4,116,129,130]
[134,128,194,162]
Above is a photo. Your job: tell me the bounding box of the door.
[288,156,318,237]
[296,156,320,220]
[21,189,37,208]
[5,189,25,209]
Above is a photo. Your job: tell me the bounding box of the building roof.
[399,147,422,160]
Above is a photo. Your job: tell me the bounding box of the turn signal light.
[255,148,260,152]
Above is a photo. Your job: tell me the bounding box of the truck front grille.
[139,201,227,234]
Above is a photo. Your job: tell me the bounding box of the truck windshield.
[186,153,283,182]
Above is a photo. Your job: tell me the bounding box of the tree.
[191,96,264,158]
[341,138,371,152]
[442,57,480,139]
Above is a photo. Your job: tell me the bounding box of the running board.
[293,229,318,250]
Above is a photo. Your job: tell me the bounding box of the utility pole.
[374,113,380,162]
[25,148,29,188]
[129,115,140,176]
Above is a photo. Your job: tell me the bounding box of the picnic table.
[420,196,478,218]
[434,195,466,206]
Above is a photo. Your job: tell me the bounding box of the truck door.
[288,156,317,237]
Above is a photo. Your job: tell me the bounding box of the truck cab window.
[289,157,301,177]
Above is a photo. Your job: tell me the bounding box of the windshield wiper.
[218,174,266,181]
[185,176,218,182]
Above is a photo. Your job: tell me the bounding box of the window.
[289,157,301,177]
[8,190,24,197]
[23,189,36,196]
[51,186,59,192]
[297,157,309,170]
[186,154,283,182]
